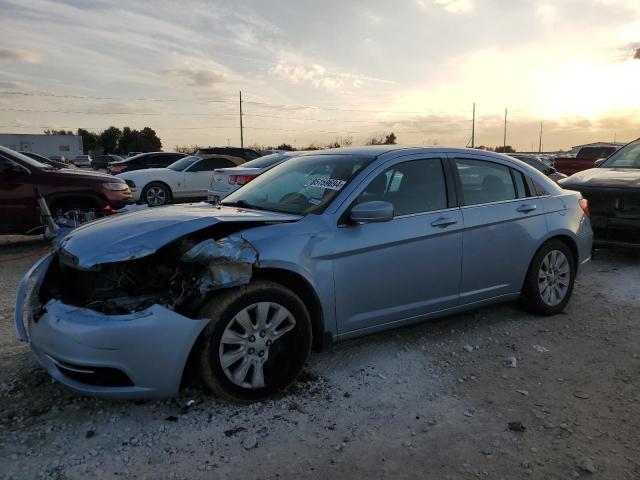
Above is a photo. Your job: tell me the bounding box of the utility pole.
[503,108,507,152]
[471,102,476,148]
[538,122,543,153]
[239,90,244,148]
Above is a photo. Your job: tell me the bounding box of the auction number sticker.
[305,178,346,191]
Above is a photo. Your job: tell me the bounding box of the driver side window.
[357,159,448,216]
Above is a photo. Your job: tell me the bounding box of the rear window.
[242,153,288,169]
[577,147,617,159]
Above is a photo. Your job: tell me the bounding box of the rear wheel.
[198,281,312,402]
[142,182,171,206]
[523,240,575,315]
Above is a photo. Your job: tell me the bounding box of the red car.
[554,145,621,176]
[0,146,132,235]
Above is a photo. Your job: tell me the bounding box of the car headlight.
[103,182,130,191]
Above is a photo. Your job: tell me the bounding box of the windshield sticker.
[305,178,346,191]
[308,198,322,205]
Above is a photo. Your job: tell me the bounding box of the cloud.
[271,63,358,90]
[0,47,39,63]
[536,4,558,25]
[432,0,474,14]
[164,68,227,88]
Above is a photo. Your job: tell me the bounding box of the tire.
[141,182,171,206]
[198,280,312,402]
[523,240,575,315]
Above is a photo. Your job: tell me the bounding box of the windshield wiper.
[221,199,260,209]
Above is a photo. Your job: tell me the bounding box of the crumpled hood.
[57,203,301,269]
[561,168,640,189]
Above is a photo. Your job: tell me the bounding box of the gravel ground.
[0,235,639,480]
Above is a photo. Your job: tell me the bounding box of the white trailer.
[0,133,83,159]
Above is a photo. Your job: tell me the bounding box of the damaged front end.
[39,233,259,317]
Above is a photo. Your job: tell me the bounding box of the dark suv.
[195,147,260,161]
[107,152,187,175]
[0,146,132,235]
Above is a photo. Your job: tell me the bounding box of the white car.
[118,155,244,206]
[207,151,305,203]
[72,155,92,168]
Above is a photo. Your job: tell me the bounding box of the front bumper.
[15,256,209,399]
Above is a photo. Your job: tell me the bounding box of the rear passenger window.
[358,159,447,216]
[455,159,517,205]
[512,170,529,198]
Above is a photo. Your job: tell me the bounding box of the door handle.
[431,217,458,228]
[517,204,537,213]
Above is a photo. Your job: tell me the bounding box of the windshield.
[0,146,53,169]
[601,141,640,168]
[241,153,289,169]
[222,154,373,215]
[168,155,202,171]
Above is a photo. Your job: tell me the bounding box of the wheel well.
[252,268,326,353]
[547,235,579,271]
[142,181,173,200]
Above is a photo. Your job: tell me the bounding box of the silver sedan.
[16,146,593,401]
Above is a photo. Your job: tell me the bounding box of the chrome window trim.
[393,206,460,220]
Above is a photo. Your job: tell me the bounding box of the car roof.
[292,145,519,158]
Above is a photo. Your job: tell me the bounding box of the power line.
[0,90,470,115]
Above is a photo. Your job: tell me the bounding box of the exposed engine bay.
[38,222,264,317]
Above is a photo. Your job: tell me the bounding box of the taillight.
[578,198,590,218]
[111,166,125,174]
[229,174,258,185]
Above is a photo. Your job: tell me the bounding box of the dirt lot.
[0,235,639,480]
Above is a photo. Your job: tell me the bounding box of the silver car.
[15,146,593,401]
[206,151,306,203]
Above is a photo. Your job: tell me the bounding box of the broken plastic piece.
[181,237,258,293]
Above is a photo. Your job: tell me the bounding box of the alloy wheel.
[146,186,167,206]
[218,302,296,389]
[538,250,570,306]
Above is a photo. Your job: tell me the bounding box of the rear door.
[450,155,548,304]
[332,154,463,334]
[183,157,237,197]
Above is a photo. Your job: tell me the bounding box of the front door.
[183,158,237,197]
[332,156,463,334]
[0,156,37,233]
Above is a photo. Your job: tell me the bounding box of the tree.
[495,145,515,153]
[384,132,397,145]
[77,128,98,153]
[365,132,397,146]
[98,126,122,154]
[138,127,162,152]
[44,129,73,135]
[276,143,295,151]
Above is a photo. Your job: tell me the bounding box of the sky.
[0,0,639,151]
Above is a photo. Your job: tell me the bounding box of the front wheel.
[142,182,171,206]
[198,281,312,402]
[523,240,575,315]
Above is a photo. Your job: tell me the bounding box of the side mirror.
[350,201,394,223]
[594,158,606,167]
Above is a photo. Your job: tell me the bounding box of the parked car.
[0,146,132,235]
[93,154,124,170]
[508,154,567,183]
[195,147,260,161]
[559,138,640,247]
[50,155,68,163]
[554,145,621,176]
[117,155,244,206]
[72,155,92,168]
[15,146,592,401]
[207,151,305,202]
[107,152,187,175]
[127,151,142,157]
[20,152,72,170]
